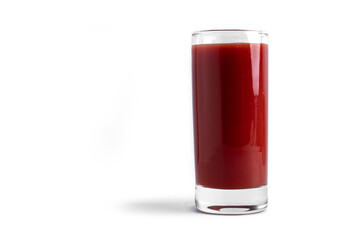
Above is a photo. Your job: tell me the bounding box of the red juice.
[192,43,268,189]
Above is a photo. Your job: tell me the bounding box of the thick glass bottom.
[195,185,267,215]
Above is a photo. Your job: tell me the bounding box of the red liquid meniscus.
[192,43,268,189]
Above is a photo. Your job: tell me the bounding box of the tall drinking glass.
[192,30,268,214]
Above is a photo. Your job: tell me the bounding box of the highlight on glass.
[192,30,268,214]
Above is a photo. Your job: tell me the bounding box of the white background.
[0,0,359,239]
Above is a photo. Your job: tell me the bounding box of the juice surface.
[192,43,268,189]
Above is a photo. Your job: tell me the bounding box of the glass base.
[195,185,267,215]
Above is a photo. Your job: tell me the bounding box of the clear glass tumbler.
[192,30,268,214]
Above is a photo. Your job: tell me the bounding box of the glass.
[192,30,268,214]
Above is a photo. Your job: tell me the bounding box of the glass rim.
[192,29,268,36]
